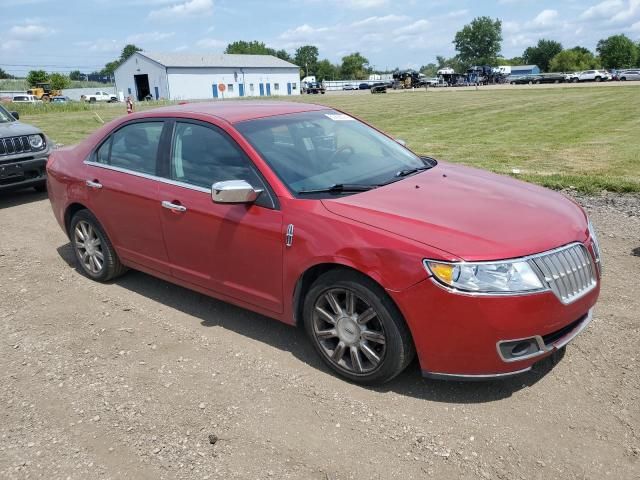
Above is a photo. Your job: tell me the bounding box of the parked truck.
[81,91,118,103]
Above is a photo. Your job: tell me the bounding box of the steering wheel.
[329,145,355,163]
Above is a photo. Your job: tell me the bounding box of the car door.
[84,120,171,274]
[157,120,284,313]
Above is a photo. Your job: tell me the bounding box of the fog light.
[497,338,543,362]
[511,341,534,357]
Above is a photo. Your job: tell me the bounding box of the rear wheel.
[303,270,414,385]
[70,210,127,282]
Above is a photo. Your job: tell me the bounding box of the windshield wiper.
[298,183,378,195]
[395,166,431,178]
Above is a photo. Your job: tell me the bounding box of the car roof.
[148,101,331,124]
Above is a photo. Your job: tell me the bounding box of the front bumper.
[390,277,600,379]
[0,155,48,191]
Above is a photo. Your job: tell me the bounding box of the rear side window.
[170,122,262,189]
[96,122,163,175]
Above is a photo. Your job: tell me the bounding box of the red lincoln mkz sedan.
[47,102,601,384]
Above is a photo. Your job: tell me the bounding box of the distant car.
[12,94,42,103]
[370,83,387,94]
[81,91,118,103]
[424,77,440,87]
[51,96,71,103]
[342,84,357,91]
[619,70,640,81]
[536,73,566,84]
[305,82,326,94]
[569,70,610,82]
[0,103,51,192]
[358,83,371,90]
[510,75,541,85]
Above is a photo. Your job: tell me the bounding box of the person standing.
[126,96,134,115]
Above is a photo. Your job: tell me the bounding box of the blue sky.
[2,0,639,75]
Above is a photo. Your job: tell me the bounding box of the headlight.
[588,220,602,273]
[424,259,544,293]
[28,134,44,150]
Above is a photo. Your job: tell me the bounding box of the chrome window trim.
[423,241,598,302]
[84,160,211,194]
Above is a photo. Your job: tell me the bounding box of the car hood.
[0,121,42,137]
[321,162,588,261]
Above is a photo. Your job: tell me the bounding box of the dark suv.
[0,104,51,192]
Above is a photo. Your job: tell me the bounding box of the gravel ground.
[0,189,638,480]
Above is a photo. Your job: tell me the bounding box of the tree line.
[225,41,370,80]
[7,19,640,86]
[420,16,640,76]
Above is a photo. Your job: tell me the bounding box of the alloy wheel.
[74,220,105,274]
[312,288,387,375]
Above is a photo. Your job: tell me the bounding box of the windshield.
[0,104,15,123]
[235,110,431,196]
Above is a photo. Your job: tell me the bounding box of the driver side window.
[170,122,263,190]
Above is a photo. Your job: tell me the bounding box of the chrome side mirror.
[211,180,262,204]
[11,111,19,120]
[396,138,407,146]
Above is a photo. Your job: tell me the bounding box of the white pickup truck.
[81,91,118,103]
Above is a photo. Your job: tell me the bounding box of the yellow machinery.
[26,83,62,102]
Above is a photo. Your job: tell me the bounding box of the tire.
[535,80,541,84]
[303,270,415,385]
[89,97,96,103]
[33,182,47,193]
[595,77,601,82]
[573,78,579,83]
[621,77,626,81]
[70,210,127,282]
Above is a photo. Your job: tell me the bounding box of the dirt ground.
[1,189,638,480]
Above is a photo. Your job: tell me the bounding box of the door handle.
[86,180,103,189]
[161,200,187,213]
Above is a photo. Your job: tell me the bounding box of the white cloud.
[395,19,430,35]
[195,37,226,49]
[126,31,175,43]
[342,0,388,7]
[532,9,559,27]
[580,0,624,20]
[350,15,409,27]
[148,0,213,20]
[9,24,54,41]
[279,24,330,41]
[75,39,122,53]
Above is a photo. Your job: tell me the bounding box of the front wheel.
[303,270,415,385]
[70,210,127,282]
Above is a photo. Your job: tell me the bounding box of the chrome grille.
[531,244,597,304]
[0,136,32,156]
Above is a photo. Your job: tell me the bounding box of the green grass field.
[12,85,640,193]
